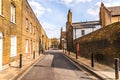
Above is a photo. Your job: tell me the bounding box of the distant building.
[100,2,120,27]
[51,38,59,48]
[60,28,66,49]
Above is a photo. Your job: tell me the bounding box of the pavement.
[0,53,45,80]
[63,50,120,80]
[0,50,119,80]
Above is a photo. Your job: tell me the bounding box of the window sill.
[0,14,4,18]
[10,21,16,25]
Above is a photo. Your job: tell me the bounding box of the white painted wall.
[0,33,3,70]
[73,25,101,40]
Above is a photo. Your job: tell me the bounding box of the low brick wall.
[74,22,120,66]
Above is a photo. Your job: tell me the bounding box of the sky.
[28,0,120,38]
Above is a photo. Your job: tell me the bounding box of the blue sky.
[28,0,120,38]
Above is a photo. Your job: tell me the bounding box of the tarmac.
[0,50,119,80]
[63,50,120,80]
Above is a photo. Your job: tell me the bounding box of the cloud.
[56,0,92,7]
[87,8,99,16]
[41,22,60,38]
[28,0,51,18]
[76,0,92,3]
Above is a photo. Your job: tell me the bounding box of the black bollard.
[69,50,70,55]
[19,54,22,68]
[33,51,35,59]
[91,53,94,67]
[114,58,119,80]
[76,51,78,59]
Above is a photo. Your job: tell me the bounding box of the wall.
[0,0,23,65]
[73,28,94,39]
[75,22,120,66]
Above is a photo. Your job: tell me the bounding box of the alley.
[17,50,92,80]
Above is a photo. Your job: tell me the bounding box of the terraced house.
[0,0,50,71]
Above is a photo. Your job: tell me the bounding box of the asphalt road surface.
[18,50,94,80]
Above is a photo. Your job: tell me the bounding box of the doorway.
[0,33,3,70]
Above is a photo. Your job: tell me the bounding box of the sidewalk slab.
[0,54,45,80]
[62,51,119,80]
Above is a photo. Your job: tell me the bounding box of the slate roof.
[108,6,120,16]
[72,21,100,29]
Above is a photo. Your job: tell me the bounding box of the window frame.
[0,0,2,15]
[25,39,29,53]
[10,36,17,57]
[10,3,16,23]
[81,30,85,36]
[26,18,28,29]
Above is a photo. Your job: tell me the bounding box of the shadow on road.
[49,51,80,71]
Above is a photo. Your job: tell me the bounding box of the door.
[0,33,3,70]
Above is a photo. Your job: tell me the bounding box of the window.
[10,36,17,57]
[25,39,28,53]
[30,23,32,33]
[33,41,35,51]
[81,30,85,36]
[11,4,16,23]
[26,18,28,29]
[0,0,2,15]
[33,26,35,34]
[0,32,3,70]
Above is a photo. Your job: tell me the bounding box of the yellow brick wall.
[111,16,120,23]
[0,0,23,65]
[0,0,50,66]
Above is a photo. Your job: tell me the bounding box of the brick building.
[66,9,100,52]
[0,0,50,71]
[51,38,59,49]
[60,27,66,49]
[100,2,120,27]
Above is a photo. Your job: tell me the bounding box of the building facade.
[51,38,59,48]
[100,2,120,27]
[0,0,49,71]
[60,27,66,49]
[66,9,100,51]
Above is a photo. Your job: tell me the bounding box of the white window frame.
[10,3,16,23]
[30,23,32,33]
[25,39,28,53]
[10,36,17,57]
[0,32,3,70]
[33,41,35,51]
[33,26,35,34]
[81,30,85,36]
[0,0,2,15]
[26,18,28,28]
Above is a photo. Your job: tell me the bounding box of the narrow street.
[18,50,93,80]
